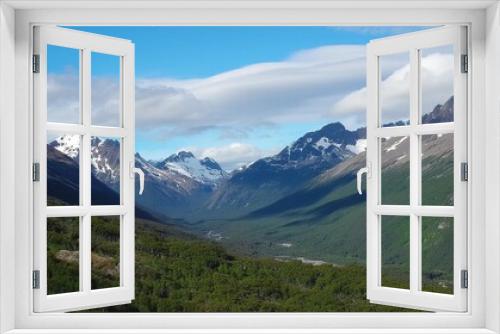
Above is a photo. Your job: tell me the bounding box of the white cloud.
[332,50,454,124]
[133,44,368,136]
[183,142,279,171]
[48,44,368,135]
[47,72,80,124]
[91,77,121,126]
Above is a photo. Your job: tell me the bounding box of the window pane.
[47,45,80,124]
[91,52,121,127]
[422,217,454,294]
[421,45,454,124]
[91,216,120,289]
[91,136,121,206]
[421,133,454,206]
[47,133,81,206]
[380,136,410,205]
[47,217,80,295]
[379,52,410,127]
[381,215,410,289]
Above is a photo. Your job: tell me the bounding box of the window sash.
[32,26,136,313]
[366,25,468,312]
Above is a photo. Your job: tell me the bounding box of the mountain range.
[47,96,454,287]
[50,118,368,220]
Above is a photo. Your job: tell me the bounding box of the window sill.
[4,329,497,334]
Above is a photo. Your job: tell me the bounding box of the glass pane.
[421,133,454,206]
[91,216,120,289]
[379,52,410,127]
[91,136,121,206]
[381,215,410,289]
[380,136,410,205]
[421,45,454,124]
[422,217,454,294]
[91,52,121,127]
[47,217,80,295]
[47,45,80,124]
[47,132,81,206]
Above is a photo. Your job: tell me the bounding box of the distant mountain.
[49,135,80,159]
[134,153,221,218]
[156,151,228,186]
[49,136,229,218]
[204,122,366,218]
[193,96,455,274]
[47,145,156,220]
[422,96,454,124]
[91,137,121,187]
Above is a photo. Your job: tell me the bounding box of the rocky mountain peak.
[271,121,364,167]
[158,151,227,185]
[164,151,196,163]
[49,135,80,159]
[200,157,224,171]
[422,96,454,124]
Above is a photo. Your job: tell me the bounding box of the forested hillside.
[47,211,407,312]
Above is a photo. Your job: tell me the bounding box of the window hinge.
[33,162,40,182]
[461,162,468,182]
[32,270,40,289]
[461,269,468,289]
[32,54,40,73]
[461,54,468,73]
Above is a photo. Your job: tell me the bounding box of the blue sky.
[49,26,432,170]
[72,26,425,78]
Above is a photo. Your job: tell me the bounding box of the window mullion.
[81,48,92,293]
[409,48,421,293]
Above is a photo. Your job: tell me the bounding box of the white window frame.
[365,26,468,312]
[32,26,136,312]
[0,1,499,333]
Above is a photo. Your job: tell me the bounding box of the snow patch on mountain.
[50,135,80,159]
[385,137,408,152]
[160,151,228,185]
[313,137,341,151]
[90,137,120,183]
[346,139,367,154]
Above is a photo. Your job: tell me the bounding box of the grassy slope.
[191,151,454,293]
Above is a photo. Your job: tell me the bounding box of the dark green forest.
[47,211,410,312]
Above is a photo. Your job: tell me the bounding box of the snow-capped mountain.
[91,137,121,185]
[156,151,228,186]
[49,136,227,188]
[49,135,229,218]
[49,135,80,159]
[205,122,366,216]
[46,119,376,220]
[269,122,364,168]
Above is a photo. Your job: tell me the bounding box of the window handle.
[130,162,145,195]
[134,168,145,195]
[357,165,370,195]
